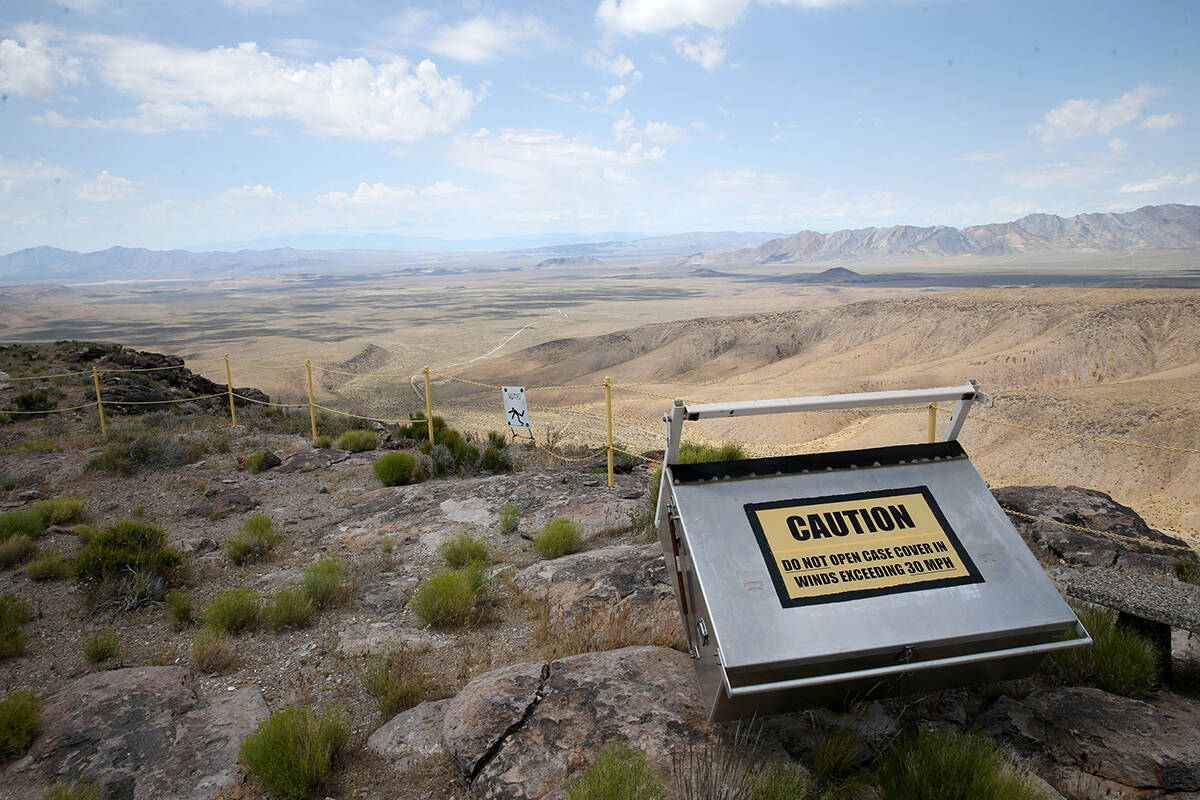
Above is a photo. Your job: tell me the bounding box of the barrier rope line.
[4,402,96,414]
[1003,509,1198,553]
[970,413,1200,455]
[230,393,310,410]
[93,392,228,405]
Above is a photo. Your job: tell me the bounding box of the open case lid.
[667,440,1080,683]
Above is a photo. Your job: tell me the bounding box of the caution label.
[744,486,983,608]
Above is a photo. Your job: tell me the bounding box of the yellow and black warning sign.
[744,486,983,607]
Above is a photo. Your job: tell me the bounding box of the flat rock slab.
[369,646,708,800]
[276,448,350,473]
[186,494,256,518]
[21,665,268,800]
[513,544,673,623]
[1066,568,1200,633]
[984,687,1200,797]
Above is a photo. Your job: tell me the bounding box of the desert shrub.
[82,630,119,664]
[204,588,261,634]
[239,706,350,800]
[243,450,269,473]
[31,496,87,526]
[397,412,446,444]
[496,502,521,533]
[43,779,101,800]
[222,514,279,565]
[363,647,431,716]
[1175,553,1200,585]
[531,592,683,661]
[0,439,57,455]
[1042,605,1158,697]
[0,535,37,569]
[130,503,147,518]
[0,510,47,540]
[26,553,71,581]
[380,535,396,554]
[461,558,489,594]
[647,440,748,517]
[749,760,814,800]
[11,390,55,414]
[302,558,348,609]
[566,742,664,800]
[0,412,10,425]
[72,519,182,609]
[373,451,421,486]
[534,518,583,559]
[336,428,378,452]
[1,595,33,659]
[875,727,1042,800]
[313,435,333,449]
[409,568,476,628]
[0,689,40,762]
[192,628,238,674]
[88,433,203,475]
[670,731,760,800]
[165,589,193,631]
[440,533,490,568]
[264,584,316,632]
[480,445,507,473]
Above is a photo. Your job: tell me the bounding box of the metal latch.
[696,617,709,647]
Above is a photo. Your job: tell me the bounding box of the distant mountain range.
[692,204,1200,266]
[2,204,1198,285]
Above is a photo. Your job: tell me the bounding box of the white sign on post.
[502,386,531,429]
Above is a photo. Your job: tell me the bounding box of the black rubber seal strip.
[669,440,967,484]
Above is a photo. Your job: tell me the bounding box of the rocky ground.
[2,343,1200,800]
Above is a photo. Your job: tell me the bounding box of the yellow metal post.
[91,365,107,438]
[423,366,435,444]
[306,360,317,445]
[928,402,937,443]
[605,376,614,487]
[224,354,237,427]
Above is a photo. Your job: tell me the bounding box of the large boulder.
[512,543,674,623]
[992,485,1190,574]
[368,646,709,800]
[18,666,268,800]
[983,687,1200,799]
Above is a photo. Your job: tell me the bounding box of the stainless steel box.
[658,440,1089,721]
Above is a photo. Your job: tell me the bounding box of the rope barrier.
[232,360,307,371]
[3,402,96,414]
[1003,509,1198,554]
[970,413,1200,455]
[229,393,310,409]
[93,392,228,406]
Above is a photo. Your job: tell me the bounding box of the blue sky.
[1,0,1197,253]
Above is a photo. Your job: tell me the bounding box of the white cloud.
[584,49,638,78]
[597,0,751,35]
[428,14,552,63]
[1031,84,1165,143]
[0,32,84,98]
[1005,162,1111,189]
[1118,173,1199,193]
[706,169,788,188]
[226,184,281,199]
[613,111,687,143]
[75,170,133,202]
[1139,113,1183,133]
[452,127,664,187]
[317,180,463,207]
[0,157,71,192]
[1108,138,1128,153]
[672,34,726,70]
[59,37,485,141]
[606,84,630,104]
[218,0,305,14]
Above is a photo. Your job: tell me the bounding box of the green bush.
[302,558,348,609]
[11,390,56,414]
[1175,553,1200,585]
[363,648,430,716]
[30,496,87,526]
[566,742,664,800]
[43,779,101,800]
[313,435,333,449]
[26,553,71,581]
[165,589,193,631]
[496,502,521,534]
[243,450,270,473]
[440,533,490,567]
[0,689,40,762]
[647,441,748,516]
[0,510,47,540]
[534,518,583,559]
[239,706,350,800]
[373,451,421,486]
[72,519,182,608]
[264,584,316,632]
[336,428,378,452]
[82,630,119,664]
[748,760,814,800]
[0,535,37,569]
[88,433,203,475]
[1,595,33,659]
[462,559,489,594]
[222,514,279,565]
[192,628,238,674]
[875,727,1043,800]
[409,568,476,628]
[1042,605,1158,697]
[204,588,261,634]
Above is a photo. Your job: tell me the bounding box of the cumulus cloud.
[1138,113,1183,133]
[317,180,463,207]
[37,102,211,134]
[452,127,663,188]
[613,111,687,143]
[428,14,553,63]
[606,84,629,104]
[584,49,639,78]
[1108,138,1128,153]
[672,34,726,70]
[75,170,133,202]
[1031,85,1167,143]
[596,0,751,35]
[1118,173,1199,193]
[0,31,84,98]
